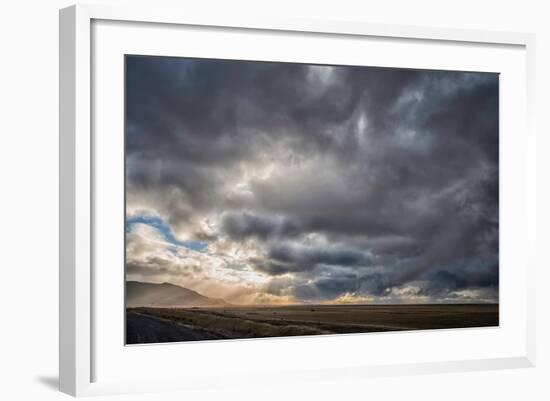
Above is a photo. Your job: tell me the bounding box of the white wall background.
[0,0,547,399]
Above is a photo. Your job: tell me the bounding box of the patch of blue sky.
[126,215,208,252]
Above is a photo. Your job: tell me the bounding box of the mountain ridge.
[126,280,229,307]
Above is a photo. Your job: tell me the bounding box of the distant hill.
[126,281,228,307]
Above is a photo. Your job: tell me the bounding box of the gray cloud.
[221,212,300,241]
[126,55,499,303]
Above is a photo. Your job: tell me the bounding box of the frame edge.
[524,33,537,368]
[60,4,93,396]
[59,5,77,396]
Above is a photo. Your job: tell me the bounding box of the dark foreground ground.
[126,304,499,344]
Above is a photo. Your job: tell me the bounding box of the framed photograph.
[59,4,536,396]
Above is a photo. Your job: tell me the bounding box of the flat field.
[126,304,498,344]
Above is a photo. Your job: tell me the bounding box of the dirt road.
[126,311,224,344]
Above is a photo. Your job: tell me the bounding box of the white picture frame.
[59,4,536,397]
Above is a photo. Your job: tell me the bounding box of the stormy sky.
[125,55,499,305]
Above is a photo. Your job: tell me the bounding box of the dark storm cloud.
[126,55,499,303]
[250,241,373,275]
[221,212,300,241]
[269,242,372,270]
